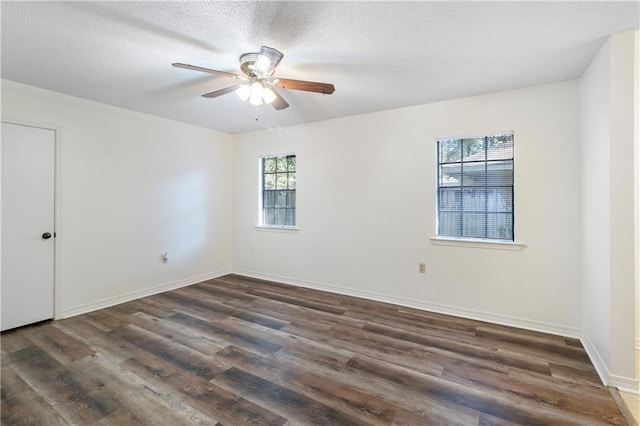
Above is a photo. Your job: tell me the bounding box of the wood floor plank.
[214,366,371,426]
[1,273,628,425]
[247,287,348,315]
[21,322,95,365]
[111,324,228,380]
[5,346,119,424]
[120,354,287,425]
[75,352,217,425]
[1,362,68,425]
[346,355,608,425]
[216,344,444,426]
[125,311,228,356]
[0,328,34,355]
[275,346,482,425]
[360,322,554,376]
[166,311,283,356]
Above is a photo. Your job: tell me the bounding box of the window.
[261,154,296,227]
[437,132,514,241]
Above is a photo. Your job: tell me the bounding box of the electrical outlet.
[418,263,426,274]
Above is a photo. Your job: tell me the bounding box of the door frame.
[1,118,62,320]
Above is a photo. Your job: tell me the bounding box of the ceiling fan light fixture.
[236,84,251,101]
[262,87,277,104]
[249,81,264,106]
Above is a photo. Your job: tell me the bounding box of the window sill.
[254,225,300,233]
[430,236,525,251]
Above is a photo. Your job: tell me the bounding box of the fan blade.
[172,63,244,80]
[270,88,289,110]
[255,46,284,77]
[202,84,244,98]
[274,78,335,95]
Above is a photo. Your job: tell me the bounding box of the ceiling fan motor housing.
[239,53,260,78]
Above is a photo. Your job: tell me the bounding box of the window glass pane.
[440,165,461,186]
[461,162,486,186]
[486,160,513,186]
[439,139,461,163]
[439,212,461,237]
[263,191,276,208]
[487,188,512,212]
[264,173,276,190]
[462,189,485,212]
[288,172,296,189]
[285,209,295,226]
[487,134,514,159]
[277,156,288,172]
[287,156,296,171]
[276,173,288,190]
[263,208,275,225]
[275,190,288,208]
[462,138,485,161]
[275,208,287,225]
[288,190,296,208]
[439,188,461,211]
[487,213,513,239]
[264,157,276,173]
[462,213,486,238]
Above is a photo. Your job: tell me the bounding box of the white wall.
[233,80,582,336]
[580,38,612,379]
[608,31,637,388]
[580,30,638,391]
[1,80,234,317]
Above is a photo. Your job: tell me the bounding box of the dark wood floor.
[1,274,629,425]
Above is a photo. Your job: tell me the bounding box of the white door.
[1,122,55,331]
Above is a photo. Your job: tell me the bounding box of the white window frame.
[433,132,524,250]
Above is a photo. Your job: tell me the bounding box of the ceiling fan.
[172,46,335,111]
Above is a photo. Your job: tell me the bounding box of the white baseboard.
[610,375,640,394]
[580,333,611,386]
[61,269,231,318]
[232,269,580,339]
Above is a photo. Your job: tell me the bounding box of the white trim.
[610,375,640,394]
[61,269,231,318]
[578,335,639,391]
[233,269,579,338]
[254,225,300,233]
[580,333,610,386]
[430,236,526,251]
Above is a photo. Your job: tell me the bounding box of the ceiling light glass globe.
[249,82,264,106]
[262,88,277,104]
[235,85,250,101]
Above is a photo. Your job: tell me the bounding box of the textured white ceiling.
[1,1,638,134]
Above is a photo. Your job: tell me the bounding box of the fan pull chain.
[255,105,259,121]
